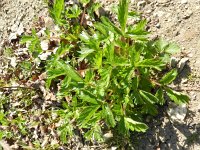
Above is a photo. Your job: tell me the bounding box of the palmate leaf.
[155,38,180,54]
[166,88,189,104]
[125,117,148,132]
[164,42,180,54]
[160,69,178,85]
[136,59,166,71]
[118,0,129,32]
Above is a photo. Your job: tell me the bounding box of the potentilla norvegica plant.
[21,0,189,145]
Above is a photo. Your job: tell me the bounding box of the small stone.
[157,0,169,4]
[170,57,179,67]
[181,0,188,4]
[137,1,146,8]
[8,33,17,42]
[181,78,188,84]
[103,131,113,140]
[155,23,160,28]
[146,9,152,14]
[183,10,193,19]
[167,103,187,123]
[38,52,52,60]
[40,40,49,51]
[178,57,189,72]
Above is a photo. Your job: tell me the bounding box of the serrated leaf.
[47,68,66,79]
[142,103,158,116]
[165,42,180,54]
[136,59,166,71]
[50,0,64,24]
[79,91,98,104]
[166,88,189,104]
[155,39,180,54]
[58,60,83,82]
[118,117,127,135]
[20,36,35,44]
[154,38,168,52]
[132,90,144,105]
[78,47,95,61]
[103,105,116,127]
[126,20,148,35]
[94,22,108,36]
[139,90,159,104]
[160,69,178,85]
[125,117,148,132]
[101,16,123,35]
[118,0,129,32]
[98,67,112,88]
[155,88,165,105]
[78,105,100,127]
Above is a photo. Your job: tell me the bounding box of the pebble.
[181,0,188,4]
[155,23,161,28]
[170,57,179,67]
[137,1,146,8]
[183,10,193,19]
[40,40,49,51]
[178,57,189,72]
[157,0,169,3]
[167,103,187,123]
[181,78,188,84]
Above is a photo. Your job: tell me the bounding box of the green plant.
[22,0,189,146]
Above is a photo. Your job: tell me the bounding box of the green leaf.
[118,117,127,135]
[155,88,165,105]
[160,69,178,85]
[20,36,35,44]
[126,20,148,35]
[47,68,66,79]
[56,60,83,82]
[98,67,112,88]
[118,0,129,32]
[79,0,90,6]
[154,39,180,54]
[136,59,166,71]
[142,103,158,115]
[125,117,148,132]
[78,47,95,61]
[165,42,180,54]
[50,0,64,24]
[154,38,168,52]
[132,90,144,105]
[78,105,100,127]
[79,91,98,104]
[139,90,159,104]
[101,16,123,35]
[84,124,103,142]
[103,105,116,127]
[166,88,189,104]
